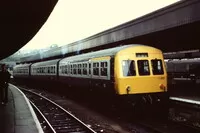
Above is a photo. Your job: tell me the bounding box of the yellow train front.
[59,44,168,114]
[114,45,167,99]
[113,45,168,115]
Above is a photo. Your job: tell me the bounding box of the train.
[165,59,200,84]
[13,44,169,114]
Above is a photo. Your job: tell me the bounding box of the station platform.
[170,96,200,106]
[0,84,43,133]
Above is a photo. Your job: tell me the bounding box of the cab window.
[151,59,164,75]
[122,60,136,76]
[137,60,150,76]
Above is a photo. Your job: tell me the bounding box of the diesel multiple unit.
[13,44,168,110]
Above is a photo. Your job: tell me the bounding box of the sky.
[20,0,180,51]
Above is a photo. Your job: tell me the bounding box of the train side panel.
[58,56,115,94]
[31,59,60,82]
[13,64,32,79]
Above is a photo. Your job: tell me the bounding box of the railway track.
[20,88,96,133]
[169,97,200,131]
[15,83,200,133]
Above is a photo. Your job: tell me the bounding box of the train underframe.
[117,92,169,119]
[57,77,169,118]
[13,76,169,119]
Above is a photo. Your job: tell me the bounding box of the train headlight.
[159,84,166,91]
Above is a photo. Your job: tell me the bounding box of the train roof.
[31,59,60,67]
[13,63,32,69]
[60,44,152,63]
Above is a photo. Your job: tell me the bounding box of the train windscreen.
[137,60,150,76]
[122,60,136,76]
[151,59,164,75]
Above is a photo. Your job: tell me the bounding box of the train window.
[50,67,51,73]
[52,67,54,73]
[63,65,65,74]
[63,66,65,74]
[151,59,164,75]
[83,63,87,75]
[37,68,40,73]
[64,65,67,74]
[53,66,55,73]
[78,64,82,75]
[70,65,73,74]
[122,60,136,76]
[67,64,70,74]
[73,64,77,74]
[61,66,63,73]
[48,67,50,73]
[137,60,150,76]
[93,62,99,76]
[136,53,148,57]
[100,62,108,76]
[89,63,91,75]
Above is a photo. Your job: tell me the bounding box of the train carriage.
[59,44,168,103]
[13,63,32,79]
[31,59,60,81]
[166,59,200,84]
